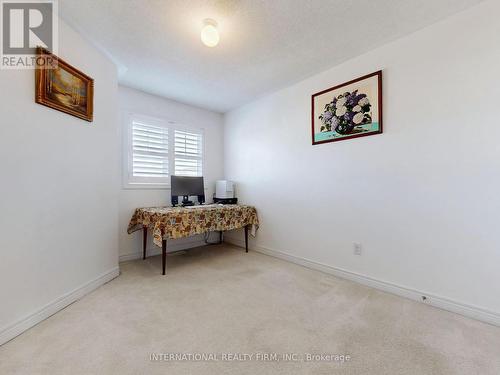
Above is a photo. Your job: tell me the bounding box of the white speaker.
[215,180,234,199]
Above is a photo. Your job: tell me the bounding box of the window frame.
[122,112,205,189]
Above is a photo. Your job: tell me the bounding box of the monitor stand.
[181,195,194,206]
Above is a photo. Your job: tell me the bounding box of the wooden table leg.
[143,227,147,260]
[244,225,249,253]
[162,239,167,275]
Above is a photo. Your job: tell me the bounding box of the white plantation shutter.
[174,129,203,177]
[124,114,205,188]
[130,119,169,183]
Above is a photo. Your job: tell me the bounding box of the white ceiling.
[59,0,483,113]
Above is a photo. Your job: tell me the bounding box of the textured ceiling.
[59,0,483,113]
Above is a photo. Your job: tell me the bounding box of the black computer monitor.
[171,176,205,206]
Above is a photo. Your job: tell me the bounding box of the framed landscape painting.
[35,47,94,122]
[311,71,382,145]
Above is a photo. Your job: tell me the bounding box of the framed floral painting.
[311,71,382,145]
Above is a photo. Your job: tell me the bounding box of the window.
[124,114,204,188]
[174,129,203,177]
[131,118,169,183]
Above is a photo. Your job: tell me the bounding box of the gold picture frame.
[35,47,94,122]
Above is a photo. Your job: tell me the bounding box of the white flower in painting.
[336,97,347,107]
[336,106,347,117]
[352,105,362,112]
[358,97,369,107]
[353,112,364,124]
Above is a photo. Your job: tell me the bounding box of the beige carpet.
[1,244,499,375]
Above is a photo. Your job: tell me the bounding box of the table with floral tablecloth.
[127,204,259,274]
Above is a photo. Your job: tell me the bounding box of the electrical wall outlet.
[353,242,362,255]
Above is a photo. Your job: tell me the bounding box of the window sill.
[122,182,171,190]
[122,182,210,191]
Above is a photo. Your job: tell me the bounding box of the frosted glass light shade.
[201,19,219,47]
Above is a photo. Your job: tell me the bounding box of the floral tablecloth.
[127,204,259,247]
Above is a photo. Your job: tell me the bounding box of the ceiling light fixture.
[201,19,219,47]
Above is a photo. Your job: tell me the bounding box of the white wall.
[224,0,500,318]
[118,86,224,261]
[0,20,119,342]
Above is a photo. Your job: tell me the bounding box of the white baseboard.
[224,236,500,327]
[119,239,207,262]
[0,267,120,346]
